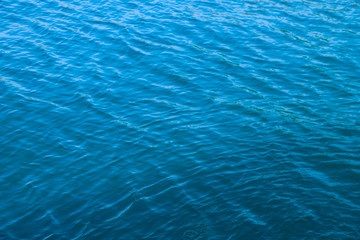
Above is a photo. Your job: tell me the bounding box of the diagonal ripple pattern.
[1,0,360,239]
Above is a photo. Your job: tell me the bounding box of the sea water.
[1,0,360,239]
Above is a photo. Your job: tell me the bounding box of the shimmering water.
[1,0,360,239]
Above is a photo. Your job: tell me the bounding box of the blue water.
[1,0,360,239]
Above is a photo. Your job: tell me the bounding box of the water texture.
[1,0,360,239]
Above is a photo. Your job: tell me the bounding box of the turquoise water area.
[1,0,360,239]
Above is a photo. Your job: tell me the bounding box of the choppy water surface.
[1,0,360,239]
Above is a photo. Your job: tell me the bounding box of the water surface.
[1,0,360,239]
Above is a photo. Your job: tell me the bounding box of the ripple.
[1,0,360,239]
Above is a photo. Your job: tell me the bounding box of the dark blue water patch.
[1,0,360,239]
